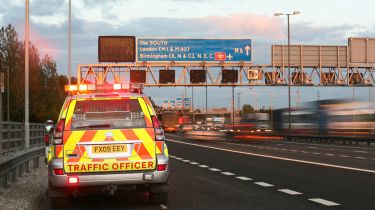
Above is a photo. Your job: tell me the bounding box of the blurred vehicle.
[180,124,194,132]
[271,99,375,137]
[162,111,179,132]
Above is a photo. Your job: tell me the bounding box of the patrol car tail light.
[157,164,167,171]
[53,168,64,175]
[152,116,161,128]
[68,176,79,184]
[53,119,65,145]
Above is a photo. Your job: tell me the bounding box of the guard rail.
[0,121,45,187]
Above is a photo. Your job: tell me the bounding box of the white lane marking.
[182,159,190,163]
[209,168,221,172]
[290,150,297,152]
[281,149,287,151]
[325,154,334,156]
[354,150,368,154]
[312,152,321,155]
[339,155,350,158]
[276,144,283,146]
[160,204,168,209]
[255,182,274,187]
[308,198,340,206]
[169,155,175,158]
[354,157,366,160]
[190,162,199,165]
[308,146,318,149]
[175,157,182,160]
[300,151,309,154]
[278,189,302,195]
[236,176,252,181]
[166,139,375,174]
[198,164,209,168]
[221,172,235,176]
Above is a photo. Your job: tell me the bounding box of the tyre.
[50,197,71,209]
[150,192,168,205]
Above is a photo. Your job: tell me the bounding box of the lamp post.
[25,0,30,149]
[68,0,71,85]
[274,11,300,135]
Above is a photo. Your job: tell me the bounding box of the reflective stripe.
[64,99,76,129]
[138,98,152,127]
[63,128,156,173]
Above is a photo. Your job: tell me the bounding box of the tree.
[242,104,255,114]
[0,24,68,123]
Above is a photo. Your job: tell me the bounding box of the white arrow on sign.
[227,53,233,60]
[244,45,251,56]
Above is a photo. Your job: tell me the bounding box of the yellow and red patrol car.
[47,83,169,209]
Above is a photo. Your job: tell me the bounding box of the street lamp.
[274,10,300,135]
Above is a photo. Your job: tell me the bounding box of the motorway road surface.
[39,133,375,209]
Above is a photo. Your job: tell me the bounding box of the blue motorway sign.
[137,38,251,62]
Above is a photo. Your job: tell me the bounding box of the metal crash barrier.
[0,121,45,187]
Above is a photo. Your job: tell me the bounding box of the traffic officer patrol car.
[47,83,169,209]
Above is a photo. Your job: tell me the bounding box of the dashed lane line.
[354,157,366,160]
[278,189,302,195]
[236,176,252,181]
[221,172,235,176]
[160,204,168,209]
[167,139,375,174]
[339,155,349,158]
[325,154,334,156]
[171,154,341,208]
[254,182,274,187]
[354,150,368,154]
[308,198,340,206]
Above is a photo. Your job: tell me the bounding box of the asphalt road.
[38,134,375,209]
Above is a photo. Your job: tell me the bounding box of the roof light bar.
[64,83,144,93]
[113,83,122,90]
[79,84,88,91]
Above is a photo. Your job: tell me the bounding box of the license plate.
[92,144,127,154]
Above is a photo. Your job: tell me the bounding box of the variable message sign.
[98,36,136,62]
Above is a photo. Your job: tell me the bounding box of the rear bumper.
[48,155,169,188]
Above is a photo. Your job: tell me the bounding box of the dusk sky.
[1,0,374,110]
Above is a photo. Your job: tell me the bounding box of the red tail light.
[157,164,167,171]
[44,134,50,146]
[53,168,64,175]
[53,119,65,145]
[151,116,161,128]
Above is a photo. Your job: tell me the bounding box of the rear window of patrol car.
[70,99,147,130]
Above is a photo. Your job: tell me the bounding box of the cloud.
[188,13,285,40]
[1,1,375,108]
